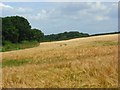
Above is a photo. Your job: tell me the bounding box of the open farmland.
[2,34,119,88]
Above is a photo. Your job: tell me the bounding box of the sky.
[0,2,118,35]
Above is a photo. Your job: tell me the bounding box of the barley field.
[1,34,119,88]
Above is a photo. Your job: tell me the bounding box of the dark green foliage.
[2,16,44,44]
[2,16,30,43]
[2,26,19,43]
[29,29,44,42]
[44,31,89,42]
[90,32,120,36]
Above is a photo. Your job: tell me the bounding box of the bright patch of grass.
[2,59,32,67]
[91,41,118,47]
[2,41,39,52]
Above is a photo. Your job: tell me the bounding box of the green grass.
[91,41,118,47]
[1,59,32,68]
[2,41,39,52]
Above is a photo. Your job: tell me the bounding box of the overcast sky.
[0,2,118,35]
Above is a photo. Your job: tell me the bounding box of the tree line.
[2,16,119,46]
[2,16,44,45]
[44,32,89,42]
[2,16,90,45]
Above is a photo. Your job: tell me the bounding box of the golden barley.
[2,34,118,88]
